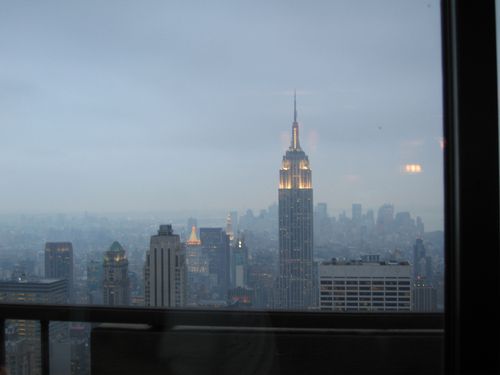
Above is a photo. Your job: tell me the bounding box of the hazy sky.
[0,0,444,229]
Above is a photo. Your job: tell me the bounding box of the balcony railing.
[0,303,443,375]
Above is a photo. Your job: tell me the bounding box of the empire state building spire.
[291,90,301,151]
[294,90,297,123]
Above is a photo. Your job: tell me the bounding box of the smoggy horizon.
[0,1,444,230]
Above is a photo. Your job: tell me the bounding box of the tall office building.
[44,242,73,302]
[87,259,103,304]
[186,226,206,278]
[102,241,130,306]
[0,278,68,346]
[229,211,238,234]
[230,235,249,288]
[278,94,314,309]
[5,336,39,375]
[0,277,68,303]
[376,203,394,235]
[144,225,186,307]
[412,278,438,312]
[319,257,411,312]
[352,203,362,223]
[199,227,230,299]
[36,250,45,277]
[413,238,433,281]
[185,226,209,305]
[416,216,425,236]
[0,278,69,375]
[225,213,235,242]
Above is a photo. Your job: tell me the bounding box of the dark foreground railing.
[0,303,443,375]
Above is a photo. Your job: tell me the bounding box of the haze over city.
[0,0,443,229]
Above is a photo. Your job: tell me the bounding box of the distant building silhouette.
[200,227,230,299]
[376,203,394,235]
[413,238,433,282]
[229,211,239,234]
[87,259,103,304]
[352,203,362,223]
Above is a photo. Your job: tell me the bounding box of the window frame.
[442,0,500,374]
[1,1,499,374]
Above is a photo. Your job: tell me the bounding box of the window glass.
[0,0,443,321]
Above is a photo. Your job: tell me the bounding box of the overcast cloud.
[0,0,443,229]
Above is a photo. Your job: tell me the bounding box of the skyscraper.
[230,235,249,288]
[0,278,69,375]
[413,238,433,282]
[225,213,235,242]
[102,241,130,306]
[200,227,230,299]
[0,278,69,336]
[44,242,74,302]
[412,278,437,312]
[229,211,238,234]
[185,225,209,305]
[87,259,103,304]
[144,225,186,307]
[376,203,394,235]
[278,93,314,309]
[352,203,362,223]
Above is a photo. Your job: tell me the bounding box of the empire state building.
[278,94,314,309]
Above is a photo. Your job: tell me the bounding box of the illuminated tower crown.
[279,91,312,190]
[186,225,201,246]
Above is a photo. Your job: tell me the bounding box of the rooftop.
[321,259,410,267]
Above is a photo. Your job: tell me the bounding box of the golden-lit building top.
[104,241,128,263]
[279,93,312,190]
[186,225,201,246]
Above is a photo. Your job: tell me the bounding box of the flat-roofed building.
[0,277,68,307]
[412,278,438,312]
[0,278,68,336]
[145,225,186,307]
[319,256,411,312]
[44,242,74,302]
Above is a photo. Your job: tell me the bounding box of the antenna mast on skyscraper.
[294,89,297,123]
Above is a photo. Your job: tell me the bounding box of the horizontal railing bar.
[0,303,443,330]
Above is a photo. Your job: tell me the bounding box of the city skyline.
[0,1,443,230]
